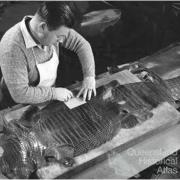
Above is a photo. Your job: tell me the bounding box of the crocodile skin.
[0,75,174,179]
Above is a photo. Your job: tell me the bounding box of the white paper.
[64,97,86,109]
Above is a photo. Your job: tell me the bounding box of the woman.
[0,1,96,109]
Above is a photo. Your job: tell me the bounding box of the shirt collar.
[20,16,39,49]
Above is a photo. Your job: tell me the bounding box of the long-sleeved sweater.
[0,16,95,106]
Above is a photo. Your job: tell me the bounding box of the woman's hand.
[77,76,96,101]
[54,88,74,102]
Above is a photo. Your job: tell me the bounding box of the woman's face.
[40,25,69,46]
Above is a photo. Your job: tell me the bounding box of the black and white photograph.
[0,1,180,179]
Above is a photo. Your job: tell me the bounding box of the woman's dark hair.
[37,1,75,30]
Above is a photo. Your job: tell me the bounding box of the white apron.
[32,46,59,87]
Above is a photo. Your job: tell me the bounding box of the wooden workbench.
[0,66,180,179]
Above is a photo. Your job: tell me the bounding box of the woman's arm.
[61,28,96,100]
[0,44,55,104]
[62,28,95,78]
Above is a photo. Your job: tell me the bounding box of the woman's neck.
[28,18,42,45]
